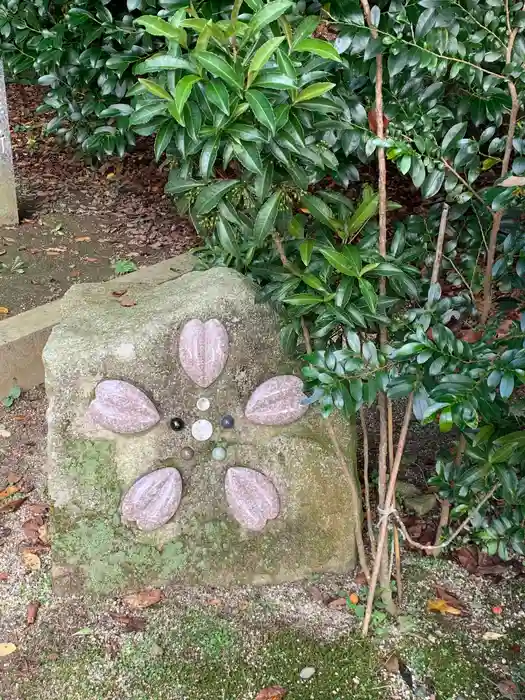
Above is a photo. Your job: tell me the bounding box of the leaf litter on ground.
[122,588,163,609]
[255,687,287,700]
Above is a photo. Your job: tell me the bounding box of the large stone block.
[44,267,357,594]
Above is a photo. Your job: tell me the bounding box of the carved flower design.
[89,319,310,532]
[225,467,280,531]
[86,379,160,434]
[121,467,182,531]
[178,318,229,388]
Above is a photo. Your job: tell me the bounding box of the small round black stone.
[220,414,234,429]
[170,417,185,431]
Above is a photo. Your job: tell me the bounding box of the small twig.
[274,234,288,267]
[431,204,450,285]
[387,398,402,602]
[441,160,492,213]
[362,394,414,636]
[481,10,520,325]
[432,500,450,556]
[393,483,499,552]
[360,407,376,557]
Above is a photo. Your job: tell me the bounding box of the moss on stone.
[61,439,120,511]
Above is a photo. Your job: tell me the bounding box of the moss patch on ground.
[15,610,383,700]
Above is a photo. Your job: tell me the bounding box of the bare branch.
[360,407,376,557]
[431,203,450,285]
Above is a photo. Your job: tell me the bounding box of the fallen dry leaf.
[0,643,16,657]
[0,573,8,581]
[355,571,368,586]
[111,289,128,297]
[349,592,359,605]
[84,257,98,263]
[427,598,462,616]
[119,297,137,307]
[0,486,19,499]
[0,497,27,514]
[384,653,400,673]
[501,175,525,188]
[122,588,163,609]
[308,585,324,602]
[482,631,505,641]
[255,686,287,700]
[22,518,43,543]
[6,472,22,485]
[38,523,50,545]
[26,503,49,516]
[74,236,91,242]
[435,586,467,613]
[327,597,348,610]
[13,415,26,422]
[26,601,40,625]
[497,680,518,698]
[109,613,146,632]
[21,550,41,571]
[0,307,8,315]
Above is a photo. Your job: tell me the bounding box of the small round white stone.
[196,397,210,411]
[191,419,213,441]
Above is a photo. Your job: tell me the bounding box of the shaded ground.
[1,389,524,700]
[1,84,197,317]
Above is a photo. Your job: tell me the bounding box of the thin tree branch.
[360,407,376,557]
[441,160,492,213]
[431,204,450,285]
[360,0,394,617]
[481,18,520,325]
[394,483,499,552]
[362,394,414,636]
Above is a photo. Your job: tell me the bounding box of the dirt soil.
[0,85,198,318]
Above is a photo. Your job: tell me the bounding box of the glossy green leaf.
[247,37,285,87]
[300,194,336,229]
[253,191,281,244]
[284,293,323,305]
[421,169,445,198]
[216,216,240,258]
[199,136,220,179]
[441,122,467,153]
[247,0,293,36]
[154,120,175,161]
[294,82,335,103]
[358,278,378,312]
[293,38,341,62]
[134,55,196,75]
[205,80,230,116]
[320,248,361,277]
[195,51,243,91]
[232,141,263,174]
[138,78,172,100]
[291,16,319,48]
[135,15,186,44]
[299,239,314,266]
[246,90,276,135]
[173,75,200,123]
[193,180,240,216]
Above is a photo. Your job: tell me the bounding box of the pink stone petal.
[225,467,280,531]
[178,319,229,388]
[121,467,182,531]
[86,379,160,434]
[245,375,308,426]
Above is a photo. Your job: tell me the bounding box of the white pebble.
[300,667,316,680]
[191,419,213,441]
[196,397,210,411]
